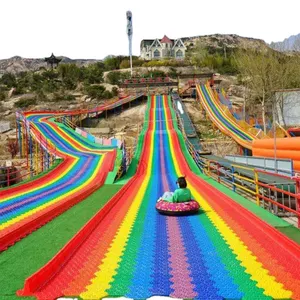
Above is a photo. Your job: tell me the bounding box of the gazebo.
[45,53,62,69]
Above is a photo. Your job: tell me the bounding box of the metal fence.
[172,97,300,228]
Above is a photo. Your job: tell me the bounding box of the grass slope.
[0,184,122,300]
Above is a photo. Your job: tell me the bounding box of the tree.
[7,139,19,159]
[235,50,279,133]
[82,62,104,84]
[185,40,208,67]
[235,50,300,132]
[0,73,17,88]
[57,63,81,89]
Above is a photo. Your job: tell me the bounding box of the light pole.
[273,92,277,173]
[243,85,246,122]
[126,11,133,77]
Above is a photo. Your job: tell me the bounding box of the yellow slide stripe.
[0,155,105,231]
[80,97,156,299]
[0,157,78,203]
[165,97,292,299]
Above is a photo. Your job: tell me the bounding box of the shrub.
[0,73,16,88]
[7,139,19,159]
[112,87,118,97]
[82,62,104,84]
[0,91,6,101]
[36,90,48,102]
[85,85,106,99]
[106,71,130,85]
[14,98,37,108]
[120,59,130,69]
[102,90,112,99]
[52,92,76,102]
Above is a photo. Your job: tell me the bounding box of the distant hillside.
[270,33,300,52]
[0,56,101,74]
[184,34,270,52]
[0,34,272,75]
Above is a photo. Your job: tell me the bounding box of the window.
[154,49,160,58]
[176,49,183,58]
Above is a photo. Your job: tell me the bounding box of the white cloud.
[0,0,299,59]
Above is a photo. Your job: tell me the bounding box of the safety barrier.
[201,157,299,227]
[172,96,300,227]
[0,164,31,188]
[12,113,58,188]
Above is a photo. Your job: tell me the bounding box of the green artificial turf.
[0,184,122,300]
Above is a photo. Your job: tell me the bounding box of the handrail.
[171,96,300,227]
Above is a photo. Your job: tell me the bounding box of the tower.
[126,11,133,77]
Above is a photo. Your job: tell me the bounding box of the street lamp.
[272,91,277,173]
[126,11,133,77]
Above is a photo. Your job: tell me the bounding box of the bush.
[36,90,48,102]
[0,73,16,88]
[112,87,118,97]
[82,63,104,84]
[102,90,112,99]
[14,98,37,108]
[106,71,131,85]
[85,85,106,99]
[52,92,75,102]
[144,70,167,78]
[0,91,6,101]
[120,59,130,69]
[57,64,81,89]
[42,80,60,93]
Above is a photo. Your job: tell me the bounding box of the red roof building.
[140,35,186,60]
[161,35,172,44]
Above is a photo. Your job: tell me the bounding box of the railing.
[172,96,300,227]
[13,112,58,188]
[0,164,33,188]
[201,157,299,227]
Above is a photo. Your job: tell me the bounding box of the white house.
[140,35,186,60]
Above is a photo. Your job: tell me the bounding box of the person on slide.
[158,176,192,203]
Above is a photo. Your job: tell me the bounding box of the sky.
[1,0,300,60]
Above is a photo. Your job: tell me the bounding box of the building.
[140,35,186,60]
[275,89,300,126]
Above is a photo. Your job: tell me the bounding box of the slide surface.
[0,112,117,250]
[19,95,300,300]
[196,84,258,149]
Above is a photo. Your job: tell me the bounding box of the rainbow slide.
[196,84,300,170]
[18,95,300,299]
[0,112,118,251]
[196,84,259,150]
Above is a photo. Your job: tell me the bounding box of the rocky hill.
[184,34,270,51]
[0,34,273,75]
[270,33,300,52]
[0,56,100,74]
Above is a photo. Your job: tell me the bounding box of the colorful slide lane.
[0,112,117,251]
[196,84,256,149]
[19,95,300,300]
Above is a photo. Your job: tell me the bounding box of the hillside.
[270,33,300,52]
[184,34,270,51]
[0,34,273,75]
[0,55,100,74]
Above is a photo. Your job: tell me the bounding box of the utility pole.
[243,85,246,122]
[126,11,133,77]
[273,93,277,173]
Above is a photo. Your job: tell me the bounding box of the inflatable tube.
[156,199,200,216]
